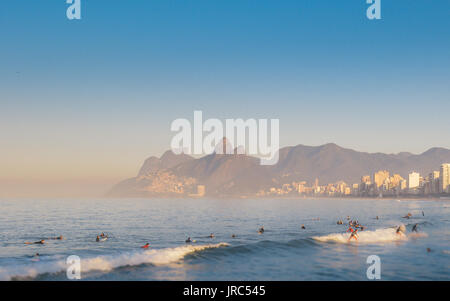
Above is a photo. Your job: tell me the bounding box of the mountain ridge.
[108,143,450,198]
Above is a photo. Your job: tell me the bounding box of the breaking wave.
[0,243,228,281]
[312,227,426,244]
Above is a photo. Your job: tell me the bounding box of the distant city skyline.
[1,1,449,197]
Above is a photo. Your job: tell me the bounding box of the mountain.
[108,144,450,197]
[138,150,194,176]
[271,144,450,185]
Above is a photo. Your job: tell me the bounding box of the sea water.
[0,198,448,280]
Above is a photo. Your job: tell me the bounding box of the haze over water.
[0,198,449,281]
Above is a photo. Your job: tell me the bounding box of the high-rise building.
[374,170,390,188]
[197,185,206,197]
[314,178,319,188]
[440,164,450,193]
[430,171,440,194]
[361,175,371,184]
[408,172,420,189]
[400,179,407,191]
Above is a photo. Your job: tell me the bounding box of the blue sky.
[0,0,449,191]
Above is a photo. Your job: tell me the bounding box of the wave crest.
[0,242,228,281]
[312,227,421,244]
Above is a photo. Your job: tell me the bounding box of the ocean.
[0,198,449,281]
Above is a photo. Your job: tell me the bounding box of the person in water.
[209,233,215,238]
[349,229,358,241]
[258,226,265,234]
[141,243,150,249]
[396,226,405,236]
[25,240,45,245]
[412,224,419,233]
[50,235,63,240]
[186,237,192,243]
[231,234,236,238]
[301,224,306,230]
[96,235,100,242]
[403,213,412,219]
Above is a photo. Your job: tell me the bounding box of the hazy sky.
[1,1,449,197]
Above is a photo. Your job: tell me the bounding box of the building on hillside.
[374,170,390,188]
[408,172,420,189]
[440,164,450,193]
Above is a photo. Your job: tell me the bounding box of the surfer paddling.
[25,240,45,245]
[50,235,64,240]
[141,243,150,249]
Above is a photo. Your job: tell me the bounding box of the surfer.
[31,253,40,262]
[396,226,405,236]
[50,235,63,240]
[25,240,45,245]
[258,226,265,234]
[301,224,306,230]
[141,243,150,249]
[186,237,192,243]
[412,224,419,233]
[348,229,358,241]
[403,213,412,219]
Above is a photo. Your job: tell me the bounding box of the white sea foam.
[312,227,424,244]
[0,243,228,281]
